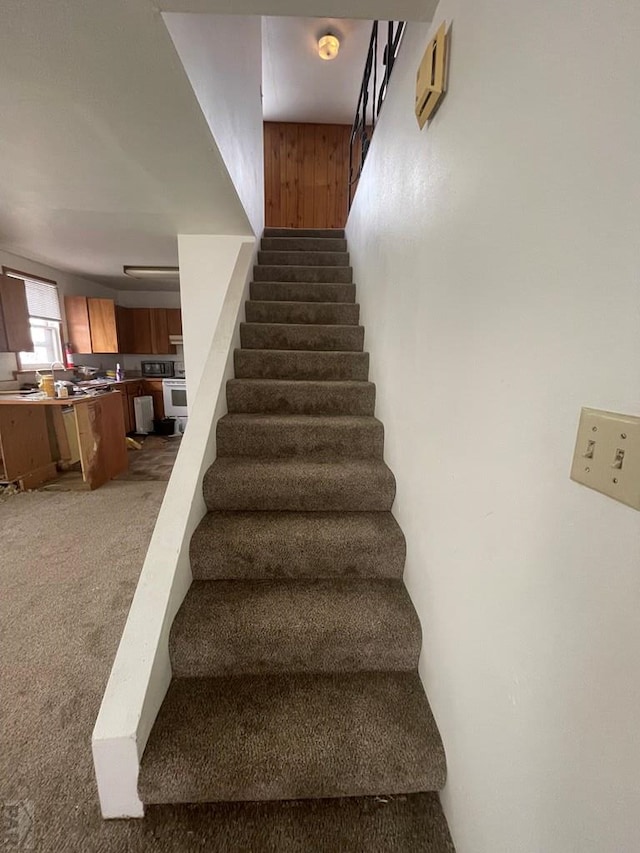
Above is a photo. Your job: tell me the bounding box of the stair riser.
[245,301,360,325]
[240,323,364,352]
[261,237,347,252]
[203,465,395,512]
[169,581,421,678]
[263,228,345,238]
[233,350,370,381]
[254,266,353,283]
[250,282,356,303]
[227,381,375,416]
[216,419,384,459]
[257,251,350,267]
[190,512,407,580]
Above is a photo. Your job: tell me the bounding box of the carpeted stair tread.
[258,250,350,266]
[227,378,375,415]
[240,322,364,352]
[169,578,422,677]
[203,457,395,511]
[250,281,356,303]
[190,511,406,580]
[245,300,360,325]
[253,265,353,283]
[233,349,370,381]
[261,236,348,252]
[141,793,455,852]
[138,671,447,804]
[263,227,345,238]
[216,414,384,458]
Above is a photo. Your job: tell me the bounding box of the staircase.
[138,228,455,851]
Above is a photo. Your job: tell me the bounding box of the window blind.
[7,273,61,321]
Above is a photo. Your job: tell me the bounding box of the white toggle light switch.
[570,408,640,510]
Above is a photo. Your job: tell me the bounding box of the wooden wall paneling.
[264,122,351,229]
[302,125,315,227]
[327,127,339,228]
[279,125,289,227]
[313,125,329,228]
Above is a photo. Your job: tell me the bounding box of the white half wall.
[92,239,256,818]
[178,235,255,400]
[164,13,265,237]
[346,5,640,853]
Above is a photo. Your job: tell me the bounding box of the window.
[3,268,63,369]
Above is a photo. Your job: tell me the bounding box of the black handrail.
[348,20,406,209]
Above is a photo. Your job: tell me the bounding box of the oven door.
[162,380,188,417]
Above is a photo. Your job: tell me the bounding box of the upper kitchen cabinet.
[87,298,119,352]
[65,295,120,354]
[128,308,153,354]
[120,307,180,354]
[64,296,182,355]
[167,308,182,339]
[150,308,169,355]
[0,274,33,353]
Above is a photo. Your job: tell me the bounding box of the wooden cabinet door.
[87,298,118,353]
[129,309,152,354]
[167,309,182,337]
[116,306,133,355]
[150,308,170,354]
[144,380,165,419]
[0,274,33,352]
[64,295,92,354]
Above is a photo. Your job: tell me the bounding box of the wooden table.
[0,392,128,490]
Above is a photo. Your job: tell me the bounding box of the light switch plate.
[570,407,640,510]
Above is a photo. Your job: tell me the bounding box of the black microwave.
[141,361,174,378]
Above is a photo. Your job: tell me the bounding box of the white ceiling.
[0,0,433,292]
[0,0,252,291]
[158,0,436,20]
[263,17,374,124]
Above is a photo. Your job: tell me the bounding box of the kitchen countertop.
[0,391,124,406]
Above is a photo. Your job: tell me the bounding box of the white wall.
[346,5,640,853]
[164,13,265,237]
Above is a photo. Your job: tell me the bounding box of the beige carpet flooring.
[0,480,451,852]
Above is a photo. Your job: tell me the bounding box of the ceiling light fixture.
[318,34,340,61]
[123,266,180,279]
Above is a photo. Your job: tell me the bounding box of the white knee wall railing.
[92,240,255,818]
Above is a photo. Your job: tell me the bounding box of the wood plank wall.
[264,122,351,229]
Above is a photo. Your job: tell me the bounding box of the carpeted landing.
[135,228,456,850]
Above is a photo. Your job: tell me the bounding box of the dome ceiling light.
[318,34,340,61]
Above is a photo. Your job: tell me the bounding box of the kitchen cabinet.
[150,309,169,355]
[167,308,182,339]
[65,296,92,354]
[116,306,134,355]
[129,308,152,355]
[87,298,119,353]
[144,379,165,420]
[64,296,120,354]
[0,274,33,353]
[111,380,148,433]
[64,296,182,356]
